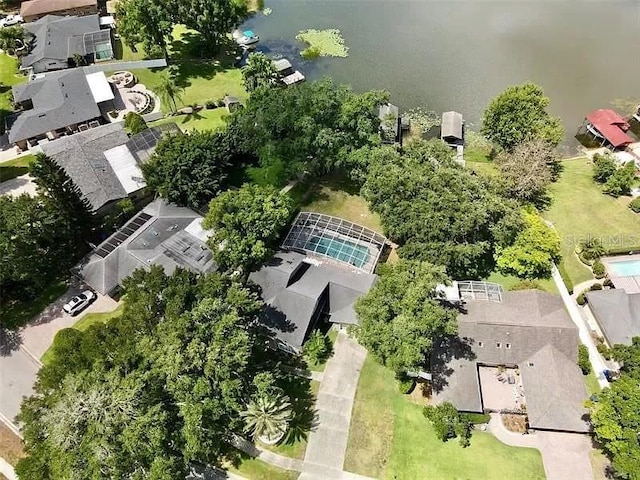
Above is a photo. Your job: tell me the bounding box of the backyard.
[116,25,247,132]
[344,355,546,480]
[544,157,640,286]
[0,52,27,134]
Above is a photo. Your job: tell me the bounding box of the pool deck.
[602,254,640,293]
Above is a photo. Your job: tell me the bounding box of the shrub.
[124,112,148,135]
[578,344,592,375]
[0,166,28,182]
[592,260,606,279]
[603,278,614,288]
[590,283,603,291]
[592,153,617,183]
[597,343,611,360]
[510,280,543,291]
[629,197,640,213]
[205,99,218,109]
[423,402,472,447]
[303,330,332,365]
[462,412,491,424]
[603,161,635,197]
[398,376,416,394]
[558,263,574,294]
[576,292,587,305]
[579,238,605,262]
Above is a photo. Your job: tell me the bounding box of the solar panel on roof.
[92,211,154,258]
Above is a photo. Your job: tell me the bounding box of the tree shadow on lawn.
[300,173,362,207]
[278,372,318,445]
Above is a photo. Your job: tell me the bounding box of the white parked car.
[63,290,96,316]
[0,15,24,27]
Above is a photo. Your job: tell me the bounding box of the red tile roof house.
[581,109,635,150]
[20,0,97,23]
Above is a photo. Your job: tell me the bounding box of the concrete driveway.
[0,280,118,427]
[489,413,594,480]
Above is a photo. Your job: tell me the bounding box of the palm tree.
[241,394,293,444]
[156,73,184,113]
[241,52,278,93]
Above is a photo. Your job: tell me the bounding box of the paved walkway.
[0,457,17,480]
[489,413,594,480]
[299,331,367,480]
[230,435,303,471]
[552,266,609,389]
[0,174,37,197]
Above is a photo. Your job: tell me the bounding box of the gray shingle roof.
[249,251,377,351]
[586,289,640,346]
[41,123,129,211]
[432,290,589,433]
[21,15,102,73]
[8,68,101,143]
[74,199,216,295]
[520,344,590,432]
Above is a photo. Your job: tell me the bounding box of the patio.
[478,366,526,412]
[106,71,161,122]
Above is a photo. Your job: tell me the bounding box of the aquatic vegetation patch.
[296,29,349,58]
[263,7,272,15]
[402,107,440,134]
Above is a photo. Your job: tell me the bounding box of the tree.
[177,0,242,50]
[423,402,472,447]
[242,52,278,92]
[241,394,293,442]
[353,260,458,374]
[29,153,95,243]
[603,161,635,197]
[578,344,592,375]
[495,210,560,279]
[588,376,640,479]
[303,330,332,365]
[592,153,617,183]
[227,78,388,179]
[0,25,24,54]
[579,237,605,262]
[362,141,522,279]
[156,72,184,113]
[124,111,148,134]
[142,130,232,209]
[115,0,172,57]
[481,82,564,151]
[203,184,293,271]
[611,337,640,379]
[495,139,557,206]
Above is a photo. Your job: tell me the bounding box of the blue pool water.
[306,234,370,268]
[609,260,640,277]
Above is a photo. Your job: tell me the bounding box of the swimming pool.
[608,259,640,277]
[306,234,370,268]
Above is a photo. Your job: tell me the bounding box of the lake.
[242,0,640,147]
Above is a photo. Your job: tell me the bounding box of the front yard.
[544,157,640,286]
[345,355,546,479]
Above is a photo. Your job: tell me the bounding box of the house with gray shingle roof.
[74,199,216,295]
[19,15,113,74]
[40,122,180,215]
[6,68,115,150]
[432,290,590,433]
[586,289,640,346]
[249,251,377,353]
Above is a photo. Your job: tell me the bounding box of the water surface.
[243,1,640,145]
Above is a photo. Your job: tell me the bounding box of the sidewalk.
[552,266,609,389]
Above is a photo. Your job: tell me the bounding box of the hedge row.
[604,245,640,256]
[0,166,28,183]
[558,263,574,294]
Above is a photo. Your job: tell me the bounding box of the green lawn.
[486,271,558,295]
[584,369,602,396]
[0,154,36,167]
[1,279,68,330]
[544,157,640,286]
[0,53,27,133]
[40,304,125,365]
[345,356,546,480]
[149,108,230,132]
